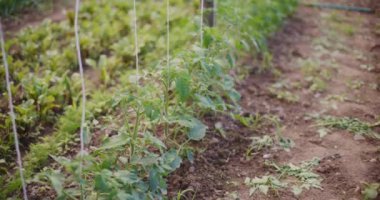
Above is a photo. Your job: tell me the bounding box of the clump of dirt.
[167,115,255,199]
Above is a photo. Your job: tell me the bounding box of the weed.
[175,189,196,200]
[298,59,333,93]
[268,81,299,103]
[325,94,347,102]
[266,115,295,152]
[269,89,300,103]
[249,135,273,151]
[246,135,273,159]
[346,79,365,90]
[269,158,322,196]
[225,191,240,200]
[334,23,355,36]
[323,11,356,36]
[317,128,330,138]
[244,175,287,196]
[233,113,264,130]
[307,77,327,92]
[215,121,227,138]
[316,116,380,139]
[362,183,380,200]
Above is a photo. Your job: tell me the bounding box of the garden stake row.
[200,0,204,46]
[164,0,170,138]
[0,20,29,200]
[74,0,87,198]
[133,0,140,79]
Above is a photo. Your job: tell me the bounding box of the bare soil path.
[168,1,380,199]
[3,0,72,33]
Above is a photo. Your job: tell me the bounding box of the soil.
[168,0,380,199]
[3,0,73,33]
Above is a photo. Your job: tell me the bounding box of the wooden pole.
[203,0,215,27]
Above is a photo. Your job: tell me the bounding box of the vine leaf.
[175,73,191,102]
[188,118,207,141]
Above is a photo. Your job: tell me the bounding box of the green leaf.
[85,58,97,68]
[279,137,295,152]
[228,89,241,103]
[195,94,216,110]
[47,171,65,197]
[99,133,130,150]
[186,150,194,164]
[95,173,108,192]
[114,170,140,185]
[143,102,160,120]
[188,118,207,141]
[144,132,166,150]
[163,149,182,170]
[362,183,380,200]
[203,31,213,48]
[226,52,236,68]
[175,73,191,102]
[149,168,160,192]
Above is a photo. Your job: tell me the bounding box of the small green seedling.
[362,183,380,200]
[346,80,365,90]
[215,122,227,138]
[266,115,295,152]
[176,189,196,200]
[268,81,299,103]
[233,113,264,130]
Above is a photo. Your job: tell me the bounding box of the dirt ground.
[168,0,380,199]
[3,0,72,33]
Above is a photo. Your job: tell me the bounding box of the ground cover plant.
[0,0,298,198]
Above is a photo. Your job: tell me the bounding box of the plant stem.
[131,109,141,156]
